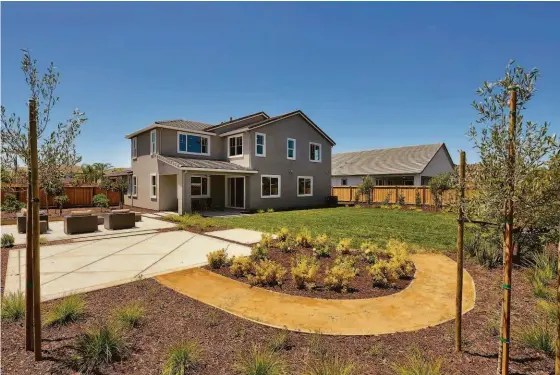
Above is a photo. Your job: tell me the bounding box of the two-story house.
[123,110,335,214]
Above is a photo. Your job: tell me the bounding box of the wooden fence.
[1,186,121,208]
[332,185,472,206]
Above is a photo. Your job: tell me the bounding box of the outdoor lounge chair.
[17,209,49,234]
[64,211,98,235]
[104,209,136,230]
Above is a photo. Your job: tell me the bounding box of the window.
[132,175,137,196]
[341,178,348,186]
[228,135,243,157]
[178,133,209,155]
[131,137,137,159]
[261,175,280,198]
[191,176,209,197]
[309,142,321,162]
[150,174,157,198]
[375,179,385,186]
[403,176,414,186]
[287,138,296,160]
[150,130,157,155]
[255,133,266,157]
[297,176,313,197]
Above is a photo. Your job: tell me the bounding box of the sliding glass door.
[227,177,245,209]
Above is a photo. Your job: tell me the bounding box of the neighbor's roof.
[157,155,257,173]
[332,143,448,176]
[105,168,133,177]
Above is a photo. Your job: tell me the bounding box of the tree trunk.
[556,232,560,375]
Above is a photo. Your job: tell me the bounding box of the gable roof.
[204,111,270,131]
[332,143,448,176]
[157,155,257,174]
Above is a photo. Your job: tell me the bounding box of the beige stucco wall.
[159,128,225,160]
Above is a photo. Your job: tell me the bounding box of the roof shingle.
[157,155,256,172]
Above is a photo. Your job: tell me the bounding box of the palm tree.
[92,163,113,183]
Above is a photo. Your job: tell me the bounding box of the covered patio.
[156,155,258,214]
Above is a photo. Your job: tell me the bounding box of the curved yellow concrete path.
[156,253,476,335]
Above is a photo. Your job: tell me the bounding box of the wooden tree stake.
[25,104,34,352]
[455,151,466,352]
[556,233,560,375]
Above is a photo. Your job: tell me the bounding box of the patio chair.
[16,209,49,234]
[104,209,136,230]
[64,211,98,235]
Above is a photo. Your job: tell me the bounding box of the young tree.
[358,175,375,205]
[42,178,63,214]
[100,176,128,209]
[428,172,454,209]
[1,50,87,199]
[53,195,68,216]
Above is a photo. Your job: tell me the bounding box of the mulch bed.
[207,245,414,300]
[1,255,553,375]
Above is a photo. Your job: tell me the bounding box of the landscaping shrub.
[113,302,145,328]
[278,239,294,253]
[291,255,320,289]
[230,256,254,278]
[382,193,391,205]
[308,334,328,359]
[267,330,290,352]
[517,319,555,357]
[368,260,399,287]
[360,241,380,263]
[314,233,329,247]
[259,233,274,249]
[267,208,275,213]
[251,243,269,260]
[207,249,229,269]
[162,340,202,375]
[415,190,422,206]
[44,294,85,326]
[74,324,129,374]
[464,228,502,268]
[324,263,356,292]
[1,233,15,248]
[39,236,48,245]
[397,194,405,205]
[1,193,24,213]
[1,291,25,322]
[386,239,410,260]
[234,344,286,375]
[92,193,109,209]
[296,228,313,248]
[257,209,265,214]
[333,255,358,271]
[276,227,290,241]
[531,277,554,300]
[391,347,443,375]
[526,248,557,281]
[303,355,356,375]
[54,195,69,215]
[162,213,218,231]
[313,245,331,258]
[392,258,415,279]
[537,300,557,324]
[249,260,287,286]
[335,238,352,255]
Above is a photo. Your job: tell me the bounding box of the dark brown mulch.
[207,245,414,300]
[1,256,553,375]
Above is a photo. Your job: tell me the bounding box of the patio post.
[177,170,184,215]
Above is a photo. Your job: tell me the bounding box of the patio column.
[177,171,184,215]
[184,171,192,214]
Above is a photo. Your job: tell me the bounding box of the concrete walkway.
[4,230,250,301]
[206,228,266,244]
[156,253,476,335]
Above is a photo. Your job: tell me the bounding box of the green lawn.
[219,207,461,251]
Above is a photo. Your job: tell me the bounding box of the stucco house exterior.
[120,110,335,214]
[331,143,454,186]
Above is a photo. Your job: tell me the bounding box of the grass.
[517,319,556,357]
[73,324,129,374]
[219,207,458,251]
[1,291,25,322]
[162,213,219,231]
[113,302,145,328]
[391,347,443,375]
[162,340,202,375]
[233,344,286,375]
[303,355,356,375]
[44,294,85,326]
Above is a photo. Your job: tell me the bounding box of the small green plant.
[397,194,405,205]
[259,233,274,248]
[313,245,331,258]
[517,319,555,357]
[1,233,15,248]
[382,193,391,205]
[1,291,25,322]
[314,234,329,247]
[360,241,380,263]
[113,302,144,329]
[161,340,202,375]
[1,193,25,213]
[368,260,399,287]
[267,208,275,213]
[54,195,69,215]
[296,228,313,248]
[267,329,290,352]
[92,193,110,209]
[537,300,558,324]
[303,355,356,375]
[391,347,443,375]
[162,213,218,231]
[233,344,286,375]
[531,277,554,300]
[276,227,290,241]
[251,243,269,260]
[278,239,294,253]
[44,294,85,326]
[230,256,254,277]
[39,236,48,245]
[335,238,352,254]
[248,260,287,286]
[257,209,265,214]
[386,239,410,260]
[207,249,228,269]
[415,190,422,206]
[485,310,501,336]
[291,255,320,289]
[324,263,356,292]
[464,228,502,268]
[308,333,328,359]
[73,324,129,374]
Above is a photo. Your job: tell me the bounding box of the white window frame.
[309,142,322,162]
[255,132,266,157]
[177,132,210,156]
[287,138,296,160]
[228,134,243,158]
[191,175,210,198]
[297,176,313,197]
[261,174,281,199]
[131,137,137,160]
[132,175,137,197]
[150,173,157,199]
[150,130,157,155]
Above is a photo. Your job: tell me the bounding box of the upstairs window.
[131,137,137,159]
[228,135,243,157]
[287,138,296,160]
[150,130,157,155]
[255,133,266,157]
[309,142,321,162]
[178,133,209,155]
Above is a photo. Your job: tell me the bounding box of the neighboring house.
[331,143,454,186]
[123,110,335,214]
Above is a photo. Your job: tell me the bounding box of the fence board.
[1,186,121,208]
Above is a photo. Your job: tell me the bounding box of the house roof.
[157,155,258,174]
[204,111,270,131]
[332,143,447,176]
[105,168,133,177]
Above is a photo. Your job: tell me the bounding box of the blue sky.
[2,2,559,167]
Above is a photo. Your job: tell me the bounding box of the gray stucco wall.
[159,128,225,160]
[126,131,159,210]
[245,116,332,211]
[159,174,178,211]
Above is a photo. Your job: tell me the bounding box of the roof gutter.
[125,125,215,139]
[182,167,258,174]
